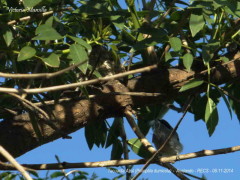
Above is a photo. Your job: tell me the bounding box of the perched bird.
[150,119,183,156]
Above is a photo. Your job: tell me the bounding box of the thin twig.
[0,64,158,94]
[0,146,33,180]
[132,96,194,180]
[0,60,87,79]
[155,0,178,28]
[0,145,239,170]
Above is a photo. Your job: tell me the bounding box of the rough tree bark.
[0,54,239,160]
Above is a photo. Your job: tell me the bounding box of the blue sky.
[15,99,240,179]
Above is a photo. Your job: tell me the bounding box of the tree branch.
[0,55,239,160]
[0,146,33,180]
[0,145,239,170]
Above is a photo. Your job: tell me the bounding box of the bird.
[150,119,183,156]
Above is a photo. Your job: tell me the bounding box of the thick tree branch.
[0,56,239,160]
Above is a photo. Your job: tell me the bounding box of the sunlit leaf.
[128,138,152,158]
[68,36,92,52]
[17,46,36,61]
[183,53,193,71]
[33,24,62,40]
[70,44,89,73]
[179,79,204,92]
[190,12,205,37]
[169,37,182,52]
[42,53,60,67]
[23,0,42,8]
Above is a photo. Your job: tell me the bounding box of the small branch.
[155,0,178,28]
[0,145,239,170]
[124,109,156,154]
[124,109,188,180]
[0,64,158,94]
[0,146,33,180]
[0,60,87,79]
[7,7,73,25]
[7,11,53,25]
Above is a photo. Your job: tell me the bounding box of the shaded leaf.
[227,82,240,122]
[133,36,167,51]
[29,112,43,142]
[85,123,95,150]
[205,97,219,136]
[111,139,123,160]
[214,85,232,119]
[179,79,204,92]
[17,46,36,61]
[137,27,167,37]
[106,118,121,148]
[50,171,65,178]
[3,29,13,47]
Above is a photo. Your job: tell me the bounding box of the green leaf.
[227,82,240,122]
[29,112,43,142]
[70,44,89,73]
[165,52,172,62]
[191,95,208,121]
[68,36,92,52]
[85,123,95,150]
[111,139,123,160]
[106,118,121,148]
[50,171,65,178]
[137,27,167,37]
[3,29,13,47]
[214,86,232,119]
[17,46,36,61]
[179,79,204,92]
[183,53,193,72]
[220,56,229,63]
[202,41,220,64]
[23,0,42,8]
[169,37,182,52]
[111,15,125,29]
[205,97,219,136]
[133,36,167,51]
[32,24,62,40]
[42,53,60,67]
[189,12,205,37]
[128,138,152,159]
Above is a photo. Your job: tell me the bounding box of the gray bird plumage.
[150,119,183,156]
